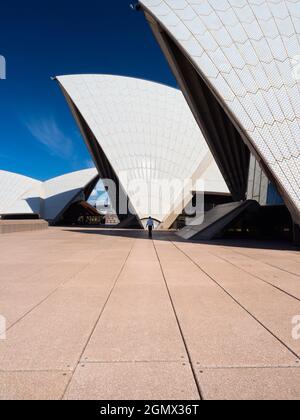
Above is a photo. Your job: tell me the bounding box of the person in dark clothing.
[146,217,154,239]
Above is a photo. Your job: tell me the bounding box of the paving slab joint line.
[196,365,300,370]
[230,248,300,278]
[208,249,300,303]
[61,239,137,400]
[153,240,204,401]
[0,369,72,373]
[79,360,186,364]
[4,243,116,335]
[172,242,300,362]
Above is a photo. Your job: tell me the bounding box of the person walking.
[146,216,154,239]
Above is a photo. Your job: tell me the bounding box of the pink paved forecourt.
[0,227,299,400]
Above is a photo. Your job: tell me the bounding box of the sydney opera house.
[0,76,230,233]
[0,169,99,225]
[55,75,229,231]
[2,0,300,401]
[47,0,300,242]
[1,0,300,243]
[136,0,300,241]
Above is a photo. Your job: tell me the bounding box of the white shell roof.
[57,74,228,225]
[0,170,42,215]
[140,0,300,222]
[42,168,98,221]
[0,169,98,221]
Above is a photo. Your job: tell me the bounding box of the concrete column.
[293,224,300,246]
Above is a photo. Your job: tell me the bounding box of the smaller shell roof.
[0,168,98,221]
[56,74,229,226]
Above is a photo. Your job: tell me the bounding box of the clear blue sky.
[0,0,176,181]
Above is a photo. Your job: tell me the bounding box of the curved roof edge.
[0,168,99,221]
[55,73,180,94]
[139,0,300,224]
[0,170,42,215]
[56,74,229,229]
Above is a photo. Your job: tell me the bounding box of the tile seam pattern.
[3,258,104,335]
[229,247,300,277]
[152,239,204,401]
[207,248,300,303]
[171,241,300,362]
[61,239,137,400]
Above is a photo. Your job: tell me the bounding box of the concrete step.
[177,200,259,241]
[0,220,48,234]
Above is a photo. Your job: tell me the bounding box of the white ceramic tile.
[57,75,229,225]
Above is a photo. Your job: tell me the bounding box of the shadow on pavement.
[61,227,298,251]
[62,228,179,242]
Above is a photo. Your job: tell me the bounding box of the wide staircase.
[177,200,259,241]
